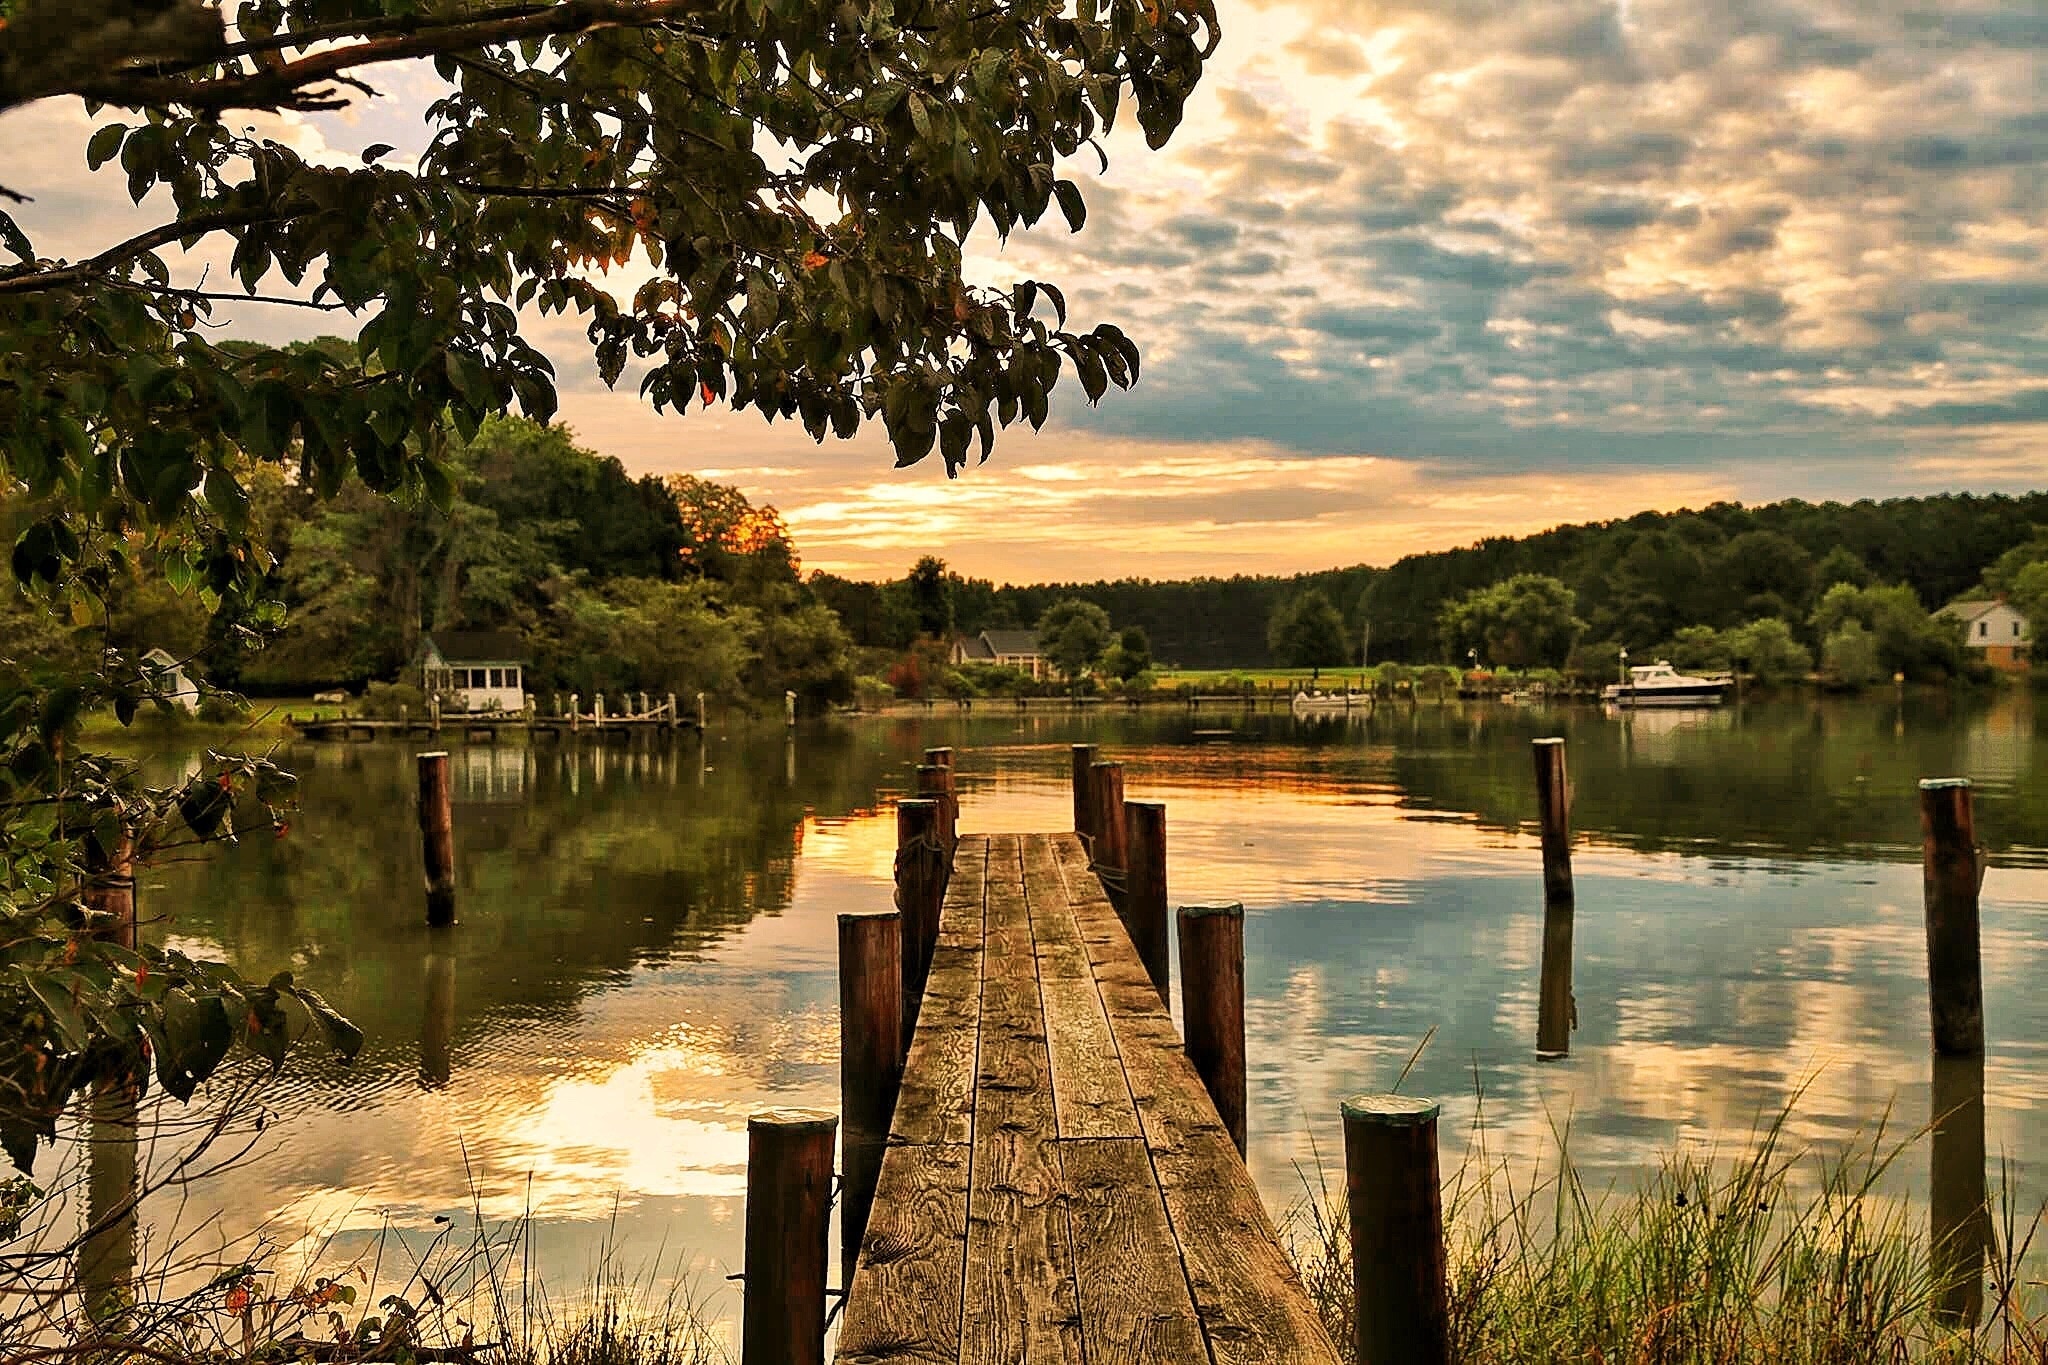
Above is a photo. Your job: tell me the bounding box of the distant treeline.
[814,494,2048,668]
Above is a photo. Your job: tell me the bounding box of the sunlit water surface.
[49,696,2048,1352]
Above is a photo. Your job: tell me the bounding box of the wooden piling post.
[1089,761,1127,878]
[417,751,455,927]
[1532,738,1576,1059]
[84,826,136,949]
[429,693,441,735]
[1532,738,1573,904]
[1921,779,1983,1056]
[667,693,678,732]
[895,798,946,1050]
[1125,800,1170,1003]
[1343,1094,1449,1365]
[1178,902,1247,1154]
[569,693,580,732]
[742,1109,837,1365]
[594,692,605,729]
[697,691,707,730]
[838,910,906,1272]
[1072,743,1099,841]
[916,762,957,850]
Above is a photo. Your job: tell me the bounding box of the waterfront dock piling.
[1533,737,1576,1059]
[417,751,455,927]
[1920,778,1984,1057]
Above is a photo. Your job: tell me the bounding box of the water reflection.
[1931,1053,1990,1326]
[76,693,2048,1340]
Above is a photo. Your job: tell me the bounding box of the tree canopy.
[1438,574,1582,671]
[1266,589,1349,668]
[0,0,1216,1170]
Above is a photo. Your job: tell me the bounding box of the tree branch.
[0,209,280,296]
[59,0,716,116]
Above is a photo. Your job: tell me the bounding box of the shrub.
[357,680,427,718]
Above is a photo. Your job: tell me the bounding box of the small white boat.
[1291,689,1368,714]
[1601,661,1731,708]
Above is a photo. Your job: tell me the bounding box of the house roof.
[421,630,528,663]
[981,629,1041,656]
[955,635,996,661]
[1938,599,2025,624]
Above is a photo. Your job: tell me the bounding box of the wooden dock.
[835,831,1344,1364]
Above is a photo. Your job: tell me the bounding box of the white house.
[1936,599,2032,673]
[418,631,529,712]
[949,628,1046,679]
[141,648,199,714]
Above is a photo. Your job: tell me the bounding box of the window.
[1979,622,1988,638]
[488,668,503,688]
[508,666,521,689]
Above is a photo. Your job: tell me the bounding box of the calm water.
[70,696,2048,1349]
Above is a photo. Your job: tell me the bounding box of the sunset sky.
[6,0,2046,581]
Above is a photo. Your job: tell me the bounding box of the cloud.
[6,0,2046,582]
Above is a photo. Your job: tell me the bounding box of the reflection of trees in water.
[139,724,910,1093]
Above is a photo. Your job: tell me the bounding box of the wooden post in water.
[895,798,946,1050]
[697,691,707,731]
[1343,1094,1450,1365]
[667,693,679,733]
[1931,1052,1990,1327]
[1125,800,1170,1004]
[1532,738,1573,903]
[1178,903,1246,1154]
[1071,743,1099,843]
[594,693,606,729]
[838,910,905,1273]
[1920,779,1983,1056]
[84,826,136,948]
[429,692,441,735]
[1089,761,1128,881]
[742,1109,837,1365]
[417,752,456,927]
[916,762,957,851]
[1532,738,1576,1059]
[569,693,580,732]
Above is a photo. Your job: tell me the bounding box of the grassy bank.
[1285,1104,2047,1363]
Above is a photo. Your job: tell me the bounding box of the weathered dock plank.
[836,1141,971,1365]
[1061,1137,1211,1363]
[1023,836,1140,1142]
[960,836,1084,1364]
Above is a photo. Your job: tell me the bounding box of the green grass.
[74,696,349,744]
[1284,1098,2048,1363]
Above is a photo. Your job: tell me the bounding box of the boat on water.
[1291,689,1369,715]
[1601,661,1732,708]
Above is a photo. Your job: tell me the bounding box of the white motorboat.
[1291,689,1368,714]
[1601,661,1732,707]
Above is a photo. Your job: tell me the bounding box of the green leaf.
[1053,180,1087,232]
[86,123,127,171]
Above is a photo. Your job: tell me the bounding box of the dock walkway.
[836,832,1344,1364]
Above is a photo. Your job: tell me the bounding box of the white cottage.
[1936,599,2032,673]
[141,648,200,714]
[418,631,529,713]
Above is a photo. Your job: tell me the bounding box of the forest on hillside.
[816,494,2048,670]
